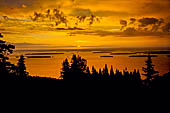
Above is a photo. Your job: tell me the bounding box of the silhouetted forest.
[1,33,170,112]
[1,32,170,88]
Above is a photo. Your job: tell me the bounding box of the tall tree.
[98,68,102,77]
[103,64,109,79]
[16,55,28,77]
[136,69,141,81]
[123,67,130,80]
[92,66,98,78]
[70,55,87,80]
[142,54,159,84]
[86,66,91,76]
[0,33,15,77]
[61,58,70,80]
[110,65,114,79]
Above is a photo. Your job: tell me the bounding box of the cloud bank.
[0,0,170,18]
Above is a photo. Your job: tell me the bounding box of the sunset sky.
[0,0,170,49]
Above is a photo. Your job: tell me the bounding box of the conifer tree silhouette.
[70,55,87,80]
[129,72,133,78]
[123,67,130,80]
[92,66,98,78]
[132,69,137,79]
[103,64,109,79]
[98,68,102,79]
[61,58,70,80]
[136,69,141,81]
[16,55,28,77]
[142,54,159,86]
[86,66,91,76]
[110,65,114,80]
[61,55,88,80]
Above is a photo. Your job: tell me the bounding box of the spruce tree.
[86,66,91,76]
[92,66,97,78]
[136,69,141,81]
[70,55,87,79]
[133,69,137,77]
[123,67,129,80]
[142,54,159,84]
[98,68,102,77]
[61,58,70,80]
[110,65,114,79]
[104,64,109,77]
[16,55,28,77]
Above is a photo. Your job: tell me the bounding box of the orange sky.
[0,0,170,18]
[0,0,170,49]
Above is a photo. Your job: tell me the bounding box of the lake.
[9,48,170,79]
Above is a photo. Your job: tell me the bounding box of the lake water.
[9,49,170,79]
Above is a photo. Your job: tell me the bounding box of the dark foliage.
[142,54,159,86]
[60,54,142,87]
[16,55,28,77]
[0,33,16,78]
[0,33,170,112]
[162,23,170,32]
[61,55,88,80]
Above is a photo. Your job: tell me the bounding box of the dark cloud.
[123,27,137,34]
[120,17,166,32]
[120,20,127,31]
[138,17,159,27]
[29,8,100,27]
[129,18,136,25]
[30,8,68,26]
[151,18,164,32]
[120,17,170,33]
[138,17,164,32]
[69,8,100,26]
[162,23,170,32]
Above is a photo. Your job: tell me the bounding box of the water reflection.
[10,50,170,79]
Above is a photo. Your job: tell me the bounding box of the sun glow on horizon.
[0,0,170,49]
